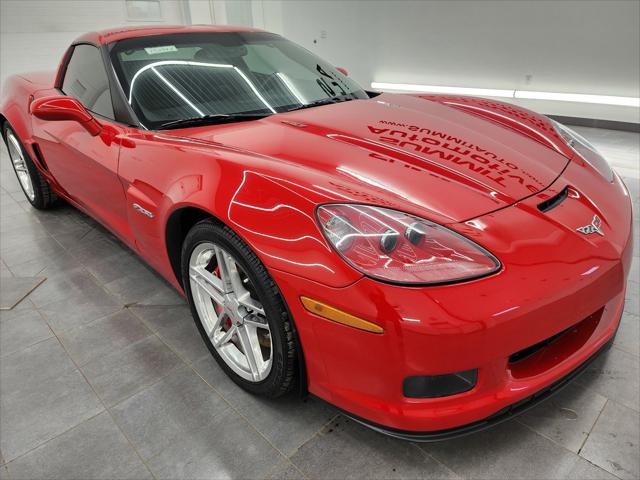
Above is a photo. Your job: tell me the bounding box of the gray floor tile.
[0,224,50,252]
[8,249,82,279]
[580,401,640,480]
[0,209,41,234]
[146,408,284,480]
[563,458,618,480]
[266,458,306,480]
[421,420,581,479]
[103,268,173,306]
[68,235,127,266]
[0,307,52,357]
[81,335,182,406]
[127,305,193,331]
[0,199,26,219]
[120,462,154,480]
[0,276,45,310]
[6,412,148,480]
[238,394,337,457]
[30,205,94,232]
[615,312,639,357]
[137,284,185,306]
[518,382,608,453]
[39,294,123,334]
[0,339,103,461]
[577,347,640,412]
[27,268,109,309]
[0,236,66,269]
[194,353,336,455]
[0,259,12,278]
[58,310,152,366]
[192,356,250,405]
[111,366,229,460]
[291,415,457,479]
[624,287,639,316]
[130,305,209,364]
[83,250,150,286]
[49,223,98,251]
[1,336,75,392]
[629,256,639,285]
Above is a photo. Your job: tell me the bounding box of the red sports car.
[1,25,633,440]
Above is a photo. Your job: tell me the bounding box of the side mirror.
[30,96,102,136]
[336,67,349,77]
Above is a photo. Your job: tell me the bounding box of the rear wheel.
[181,220,296,397]
[3,123,57,209]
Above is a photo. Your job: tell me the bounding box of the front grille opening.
[509,325,572,364]
[537,186,569,213]
[508,308,604,378]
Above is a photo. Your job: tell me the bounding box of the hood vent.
[538,186,569,213]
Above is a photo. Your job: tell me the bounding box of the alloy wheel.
[189,242,273,382]
[6,131,35,201]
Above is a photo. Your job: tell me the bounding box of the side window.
[62,45,114,119]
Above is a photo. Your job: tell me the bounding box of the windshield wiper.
[285,96,356,112]
[159,113,271,130]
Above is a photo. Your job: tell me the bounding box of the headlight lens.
[551,120,613,181]
[317,204,500,285]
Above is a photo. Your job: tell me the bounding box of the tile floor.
[0,126,638,480]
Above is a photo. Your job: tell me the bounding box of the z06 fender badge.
[132,203,154,218]
[576,215,604,236]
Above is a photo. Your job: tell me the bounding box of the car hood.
[164,93,572,223]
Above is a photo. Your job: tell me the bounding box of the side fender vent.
[31,143,48,171]
[538,186,569,213]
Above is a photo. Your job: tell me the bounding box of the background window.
[62,45,114,119]
[125,0,163,21]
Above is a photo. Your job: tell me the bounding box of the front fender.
[117,131,362,289]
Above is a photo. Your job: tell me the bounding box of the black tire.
[2,122,57,209]
[181,219,296,397]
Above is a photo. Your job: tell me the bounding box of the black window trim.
[57,41,141,128]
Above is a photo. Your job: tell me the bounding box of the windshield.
[109,31,369,129]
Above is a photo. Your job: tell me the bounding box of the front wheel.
[181,220,296,397]
[3,123,57,209]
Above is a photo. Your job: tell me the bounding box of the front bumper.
[342,327,617,442]
[271,165,634,435]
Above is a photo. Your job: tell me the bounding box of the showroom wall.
[270,0,640,123]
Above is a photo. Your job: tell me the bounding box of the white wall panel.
[271,0,640,123]
[0,0,186,85]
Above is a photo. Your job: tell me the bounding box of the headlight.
[550,120,613,181]
[317,204,500,285]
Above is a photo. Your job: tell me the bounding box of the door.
[31,44,133,244]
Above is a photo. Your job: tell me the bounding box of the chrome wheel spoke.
[191,280,222,338]
[236,324,263,380]
[214,246,234,292]
[189,264,225,305]
[213,324,236,347]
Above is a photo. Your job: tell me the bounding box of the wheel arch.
[164,204,309,396]
[165,205,224,289]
